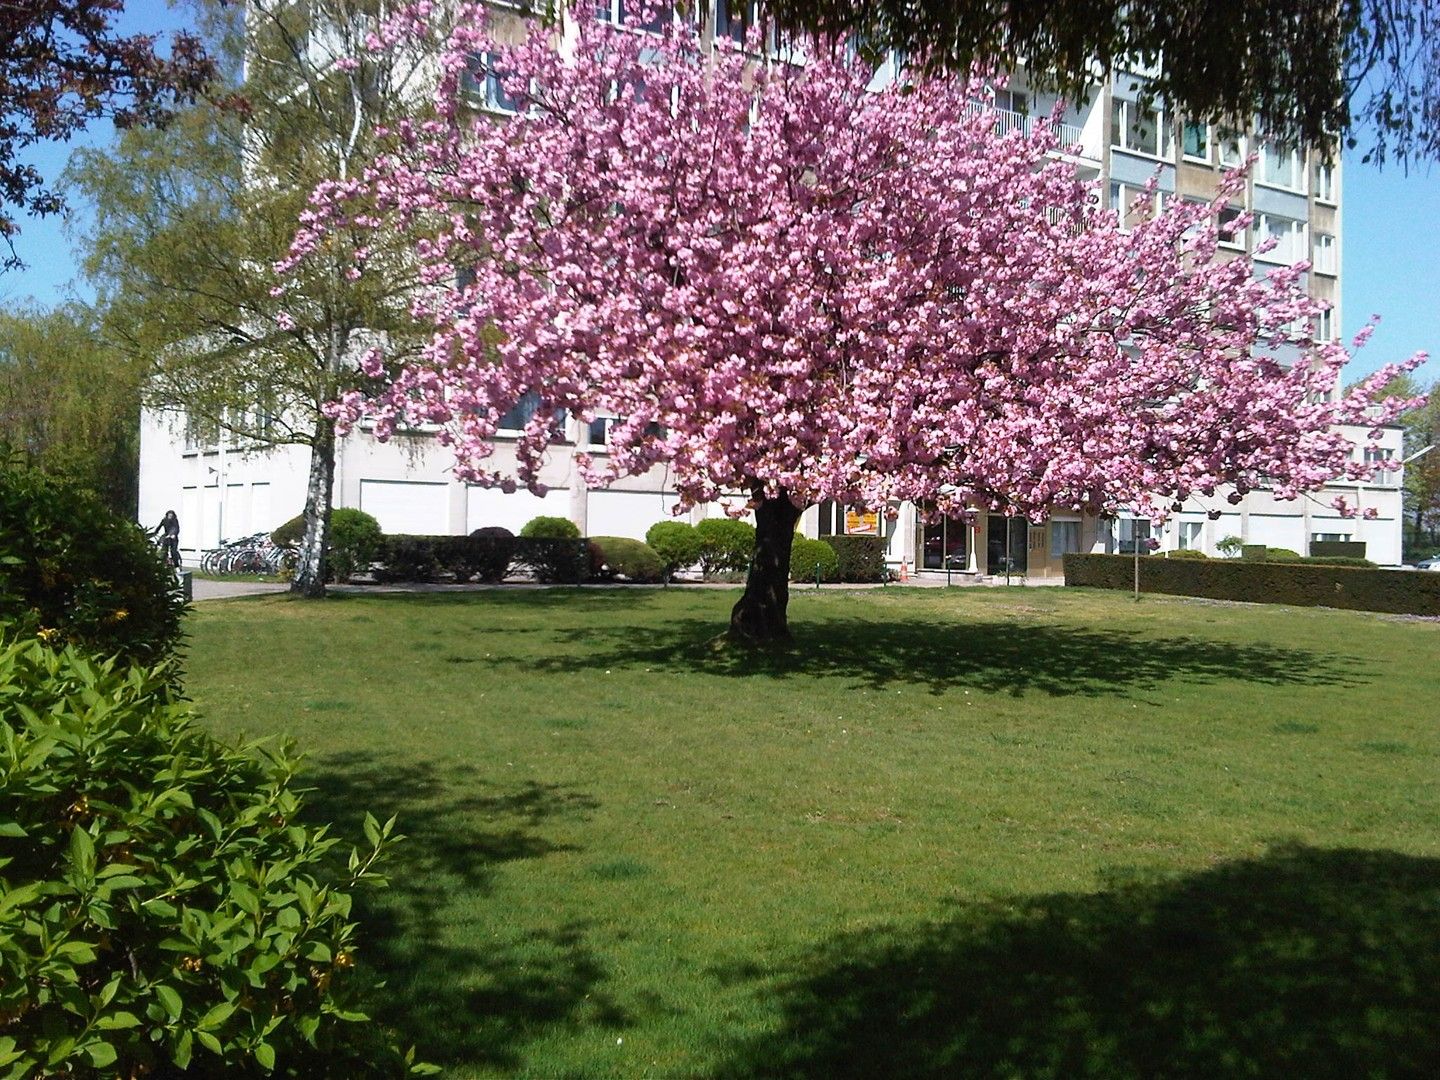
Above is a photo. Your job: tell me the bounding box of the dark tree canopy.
[0,0,215,261]
[764,0,1439,166]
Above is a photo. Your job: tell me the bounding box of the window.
[920,515,968,570]
[587,417,613,446]
[1217,204,1245,248]
[1313,231,1337,275]
[594,0,622,21]
[1314,308,1335,342]
[1258,138,1304,190]
[1117,517,1152,554]
[995,88,1028,116]
[716,0,755,43]
[1217,127,1245,168]
[498,391,567,434]
[1182,121,1210,160]
[1110,181,1158,231]
[1049,520,1082,558]
[1111,98,1169,157]
[1177,521,1203,549]
[1255,213,1305,263]
[1312,531,1351,543]
[462,51,518,113]
[1312,160,1336,202]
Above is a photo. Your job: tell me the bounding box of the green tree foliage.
[764,0,1440,166]
[0,637,430,1077]
[0,303,140,515]
[0,453,184,666]
[1399,378,1440,558]
[66,0,445,598]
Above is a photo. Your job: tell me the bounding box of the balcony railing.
[964,101,1090,158]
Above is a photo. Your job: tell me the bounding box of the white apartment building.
[136,4,1407,571]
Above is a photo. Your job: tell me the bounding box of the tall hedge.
[0,454,185,666]
[822,535,886,582]
[1064,554,1440,616]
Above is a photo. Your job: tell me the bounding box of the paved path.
[190,577,289,601]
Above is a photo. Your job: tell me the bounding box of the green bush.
[0,454,185,666]
[822,535,886,582]
[1164,549,1209,559]
[271,514,306,549]
[790,536,840,583]
[588,536,665,583]
[519,516,580,540]
[0,637,427,1077]
[270,510,384,583]
[513,537,588,584]
[328,509,384,582]
[467,527,517,583]
[1064,554,1440,616]
[1216,536,1244,558]
[645,521,703,578]
[695,518,755,577]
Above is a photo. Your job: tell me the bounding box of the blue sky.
[2,2,1436,388]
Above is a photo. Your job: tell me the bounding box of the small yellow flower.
[36,627,59,643]
[112,609,130,622]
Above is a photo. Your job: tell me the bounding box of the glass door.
[987,515,1028,575]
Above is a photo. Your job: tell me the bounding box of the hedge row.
[1064,554,1440,616]
[380,534,589,584]
[822,536,886,582]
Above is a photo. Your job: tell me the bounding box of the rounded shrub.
[695,517,756,577]
[0,638,420,1077]
[790,536,840,583]
[272,510,383,582]
[519,515,581,540]
[467,526,517,582]
[645,521,703,578]
[0,454,184,666]
[1164,549,1209,560]
[328,508,384,582]
[589,536,665,583]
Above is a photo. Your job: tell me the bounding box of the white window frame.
[1254,212,1306,264]
[1111,98,1170,159]
[1177,520,1203,550]
[1217,128,1246,169]
[1313,231,1338,275]
[1110,181,1159,232]
[1312,160,1337,203]
[1049,518,1082,558]
[1217,204,1246,250]
[1313,307,1335,343]
[1257,137,1306,193]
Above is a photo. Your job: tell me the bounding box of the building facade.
[136,5,1408,569]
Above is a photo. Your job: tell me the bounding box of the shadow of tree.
[299,753,621,1072]
[517,616,1363,697]
[714,844,1440,1079]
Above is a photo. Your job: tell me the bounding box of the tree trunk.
[290,416,336,598]
[729,489,803,642]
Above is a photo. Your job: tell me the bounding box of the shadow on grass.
[713,844,1440,1079]
[520,615,1363,697]
[301,752,622,1072]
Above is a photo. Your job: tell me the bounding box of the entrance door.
[986,515,1028,575]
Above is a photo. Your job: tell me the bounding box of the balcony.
[964,101,1096,161]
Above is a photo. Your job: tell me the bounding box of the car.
[1412,558,1440,571]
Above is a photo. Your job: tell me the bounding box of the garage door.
[359,479,450,534]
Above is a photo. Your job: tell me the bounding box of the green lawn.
[185,587,1440,1079]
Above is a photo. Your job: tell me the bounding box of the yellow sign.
[845,509,879,536]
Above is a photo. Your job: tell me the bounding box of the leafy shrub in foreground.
[695,518,755,577]
[519,515,580,540]
[0,453,185,666]
[790,536,839,583]
[588,536,664,583]
[0,637,427,1078]
[645,521,703,579]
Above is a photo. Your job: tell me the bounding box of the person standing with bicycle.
[156,510,181,569]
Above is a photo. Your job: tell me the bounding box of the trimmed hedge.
[519,515,580,540]
[790,537,840,583]
[588,536,664,583]
[1064,554,1440,616]
[822,535,886,582]
[695,518,755,577]
[376,533,588,584]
